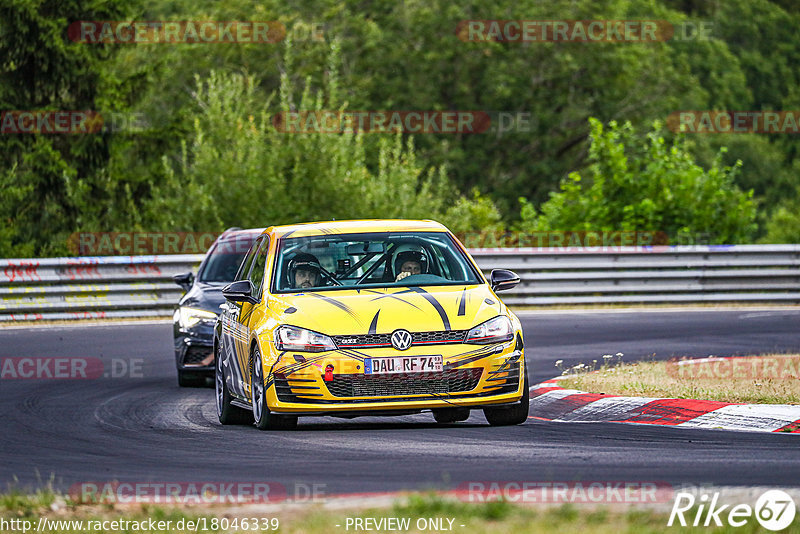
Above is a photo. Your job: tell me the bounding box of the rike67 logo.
[669,489,796,531]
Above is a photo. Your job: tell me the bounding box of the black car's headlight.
[177,306,217,329]
[465,316,514,344]
[275,325,336,352]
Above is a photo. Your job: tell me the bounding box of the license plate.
[364,355,443,375]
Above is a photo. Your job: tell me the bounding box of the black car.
[172,227,264,386]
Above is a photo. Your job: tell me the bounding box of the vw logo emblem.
[391,329,413,351]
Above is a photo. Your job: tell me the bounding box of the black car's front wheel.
[251,345,297,431]
[483,372,530,426]
[215,343,250,425]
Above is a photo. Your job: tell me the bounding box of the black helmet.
[287,252,322,286]
[394,250,428,276]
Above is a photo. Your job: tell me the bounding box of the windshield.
[197,234,258,283]
[272,231,482,292]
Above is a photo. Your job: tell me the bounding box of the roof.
[267,219,449,239]
[218,227,266,240]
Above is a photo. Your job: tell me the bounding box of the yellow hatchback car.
[214,220,527,430]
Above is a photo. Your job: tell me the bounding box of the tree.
[151,42,498,233]
[111,0,740,218]
[0,0,133,256]
[518,118,757,244]
[760,202,800,244]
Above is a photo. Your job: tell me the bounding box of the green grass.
[3,490,800,533]
[558,353,800,404]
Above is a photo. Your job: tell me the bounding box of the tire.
[432,408,470,424]
[251,345,298,431]
[215,343,251,425]
[483,371,529,426]
[178,370,206,387]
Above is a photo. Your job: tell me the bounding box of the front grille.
[332,330,467,349]
[182,346,213,366]
[324,368,482,398]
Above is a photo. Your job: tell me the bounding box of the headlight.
[178,307,217,329]
[465,316,513,344]
[275,325,336,353]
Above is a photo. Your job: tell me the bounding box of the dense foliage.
[1,0,798,256]
[518,119,756,243]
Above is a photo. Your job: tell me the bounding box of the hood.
[266,285,505,335]
[178,282,227,314]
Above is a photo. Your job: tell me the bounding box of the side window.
[235,237,262,281]
[248,238,269,296]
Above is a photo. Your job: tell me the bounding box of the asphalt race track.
[1,308,800,496]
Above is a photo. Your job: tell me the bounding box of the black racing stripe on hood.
[369,292,423,311]
[307,292,363,326]
[457,287,467,316]
[407,287,450,330]
[368,310,380,334]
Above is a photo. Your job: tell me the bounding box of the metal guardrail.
[1,245,799,321]
[470,245,800,306]
[0,255,203,321]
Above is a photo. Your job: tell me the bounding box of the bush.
[518,118,757,244]
[153,41,497,233]
[760,188,800,243]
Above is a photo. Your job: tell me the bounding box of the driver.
[394,250,427,282]
[288,252,322,289]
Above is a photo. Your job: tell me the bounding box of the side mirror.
[222,280,258,304]
[173,271,194,291]
[490,269,520,292]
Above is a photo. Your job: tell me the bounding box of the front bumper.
[174,321,216,372]
[264,340,525,414]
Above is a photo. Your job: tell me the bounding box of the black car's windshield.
[272,231,482,292]
[198,235,258,283]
